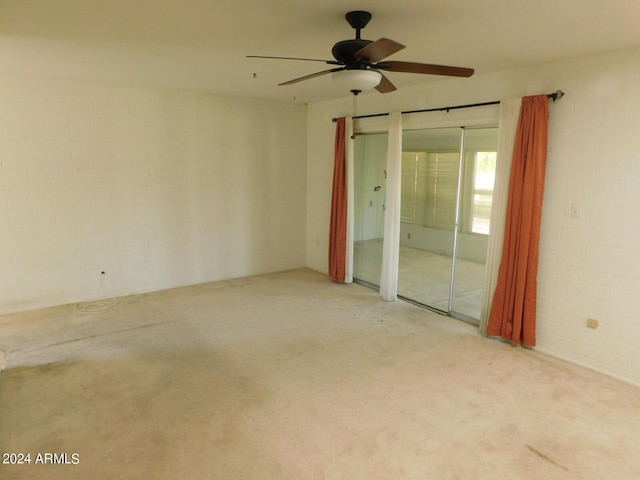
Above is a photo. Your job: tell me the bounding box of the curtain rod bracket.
[549,90,565,101]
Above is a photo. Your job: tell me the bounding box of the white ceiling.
[1,0,639,103]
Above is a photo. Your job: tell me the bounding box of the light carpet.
[1,268,639,479]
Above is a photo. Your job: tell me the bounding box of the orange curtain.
[329,117,347,282]
[487,95,549,347]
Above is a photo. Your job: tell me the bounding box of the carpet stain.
[526,444,569,471]
[0,350,284,480]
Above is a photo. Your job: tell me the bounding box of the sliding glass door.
[450,128,498,319]
[352,132,388,288]
[399,126,498,322]
[399,128,460,311]
[352,125,497,324]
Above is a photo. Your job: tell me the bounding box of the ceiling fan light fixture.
[332,69,382,93]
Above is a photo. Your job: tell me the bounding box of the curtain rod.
[331,90,564,122]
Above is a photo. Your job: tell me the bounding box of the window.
[402,150,459,230]
[401,149,497,234]
[471,151,497,234]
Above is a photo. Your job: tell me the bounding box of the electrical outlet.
[586,318,599,329]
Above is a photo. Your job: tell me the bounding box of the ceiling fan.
[247,11,474,95]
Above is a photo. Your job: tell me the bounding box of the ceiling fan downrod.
[345,11,372,40]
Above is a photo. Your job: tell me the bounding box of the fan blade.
[247,55,341,65]
[355,38,405,63]
[371,70,397,93]
[381,61,474,77]
[279,68,344,86]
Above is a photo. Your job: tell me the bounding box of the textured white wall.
[306,47,640,386]
[0,75,307,313]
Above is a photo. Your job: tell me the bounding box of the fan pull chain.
[351,90,359,139]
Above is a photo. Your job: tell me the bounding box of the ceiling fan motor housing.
[332,39,373,67]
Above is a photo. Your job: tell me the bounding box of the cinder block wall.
[0,76,307,313]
